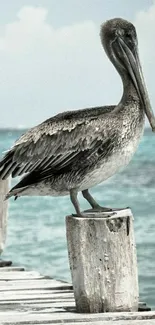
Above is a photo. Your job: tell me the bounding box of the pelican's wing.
[0,105,116,180]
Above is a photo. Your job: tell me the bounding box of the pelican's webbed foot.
[83,207,113,213]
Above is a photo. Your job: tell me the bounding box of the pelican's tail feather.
[5,186,29,200]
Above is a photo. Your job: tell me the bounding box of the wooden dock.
[0,266,154,324]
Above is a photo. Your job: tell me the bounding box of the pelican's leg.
[70,188,85,217]
[82,189,112,212]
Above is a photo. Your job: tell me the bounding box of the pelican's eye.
[125,31,132,41]
[124,30,136,51]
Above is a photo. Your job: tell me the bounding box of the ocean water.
[0,128,155,309]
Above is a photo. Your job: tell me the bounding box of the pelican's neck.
[113,70,141,112]
[113,73,145,130]
[113,73,143,120]
[121,75,140,104]
[109,55,141,108]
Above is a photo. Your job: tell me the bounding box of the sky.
[0,0,154,128]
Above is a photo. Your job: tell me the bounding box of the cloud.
[0,7,49,53]
[0,4,155,127]
[0,6,121,127]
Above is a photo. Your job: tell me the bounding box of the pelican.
[0,18,155,217]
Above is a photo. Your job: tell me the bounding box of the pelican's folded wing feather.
[0,106,116,180]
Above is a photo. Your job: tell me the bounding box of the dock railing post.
[66,209,139,313]
[0,179,9,255]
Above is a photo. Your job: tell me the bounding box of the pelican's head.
[100,18,155,132]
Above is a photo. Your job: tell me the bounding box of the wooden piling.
[0,179,9,255]
[66,209,139,313]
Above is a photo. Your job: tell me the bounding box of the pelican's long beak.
[118,37,155,132]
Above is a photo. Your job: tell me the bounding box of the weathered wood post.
[0,179,9,256]
[66,209,139,313]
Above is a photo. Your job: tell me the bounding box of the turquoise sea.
[0,128,155,309]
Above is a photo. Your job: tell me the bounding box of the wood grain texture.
[66,209,139,313]
[0,179,9,254]
[0,279,72,291]
[0,265,153,324]
[0,270,43,280]
[0,309,155,324]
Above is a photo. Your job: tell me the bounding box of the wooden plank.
[51,322,155,325]
[1,317,154,324]
[0,290,73,298]
[0,297,74,303]
[25,323,155,325]
[0,280,72,291]
[0,300,151,313]
[0,310,154,323]
[0,292,74,301]
[0,278,69,285]
[0,299,74,307]
[0,266,25,272]
[28,322,155,325]
[0,278,72,290]
[0,299,74,308]
[0,270,44,280]
[0,288,73,296]
[0,284,72,291]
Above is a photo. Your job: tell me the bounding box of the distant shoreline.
[0,128,28,132]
